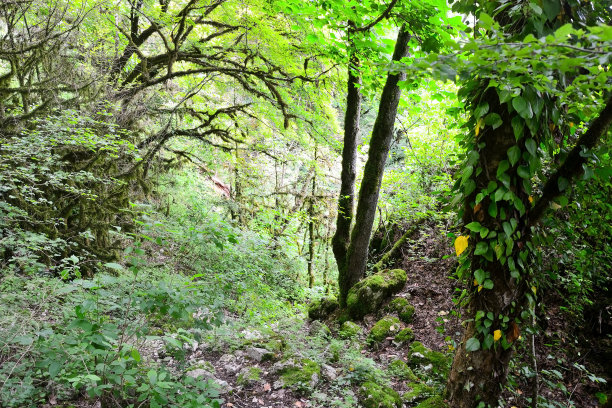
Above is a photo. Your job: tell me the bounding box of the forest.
[0,0,611,407]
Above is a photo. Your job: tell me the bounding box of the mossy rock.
[347,269,407,320]
[394,327,414,344]
[402,382,436,404]
[367,316,401,344]
[415,395,448,408]
[387,359,418,381]
[387,297,415,323]
[339,321,361,339]
[308,297,339,320]
[387,297,410,311]
[359,381,401,408]
[278,359,320,391]
[237,366,262,386]
[407,342,451,376]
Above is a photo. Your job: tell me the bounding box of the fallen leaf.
[263,383,271,392]
[295,402,303,407]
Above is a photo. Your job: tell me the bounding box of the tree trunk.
[333,28,361,307]
[308,145,317,288]
[341,24,411,302]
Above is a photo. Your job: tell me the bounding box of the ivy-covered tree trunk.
[444,1,612,405]
[446,89,529,407]
[447,92,612,408]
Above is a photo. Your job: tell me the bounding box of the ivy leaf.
[466,337,481,352]
[496,160,510,178]
[474,241,489,255]
[474,269,486,285]
[525,138,537,157]
[503,222,513,237]
[474,102,490,119]
[517,165,531,179]
[507,145,521,167]
[465,222,482,232]
[484,113,502,129]
[512,97,533,119]
[511,116,524,140]
[483,279,494,289]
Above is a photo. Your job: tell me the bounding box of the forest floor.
[134,221,609,408]
[1,200,609,408]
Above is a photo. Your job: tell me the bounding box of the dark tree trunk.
[308,145,317,288]
[333,30,361,307]
[341,24,411,301]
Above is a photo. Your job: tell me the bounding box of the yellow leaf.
[478,285,483,292]
[494,329,502,341]
[475,118,484,137]
[454,236,469,256]
[531,286,537,295]
[528,196,533,204]
[473,279,479,286]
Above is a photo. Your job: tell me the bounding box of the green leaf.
[479,13,495,29]
[49,362,62,378]
[517,165,531,179]
[474,102,489,119]
[483,279,494,289]
[496,160,510,178]
[488,201,498,217]
[512,97,533,119]
[104,262,123,271]
[474,269,486,285]
[507,146,521,167]
[463,179,476,196]
[131,348,141,362]
[479,227,489,239]
[494,187,506,202]
[475,242,489,255]
[148,370,157,385]
[543,0,561,21]
[529,2,543,16]
[525,138,537,157]
[484,113,503,129]
[466,337,481,352]
[555,23,574,39]
[465,222,482,232]
[511,116,524,140]
[558,177,569,192]
[503,222,513,237]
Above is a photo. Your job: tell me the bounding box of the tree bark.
[341,24,411,303]
[333,27,361,307]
